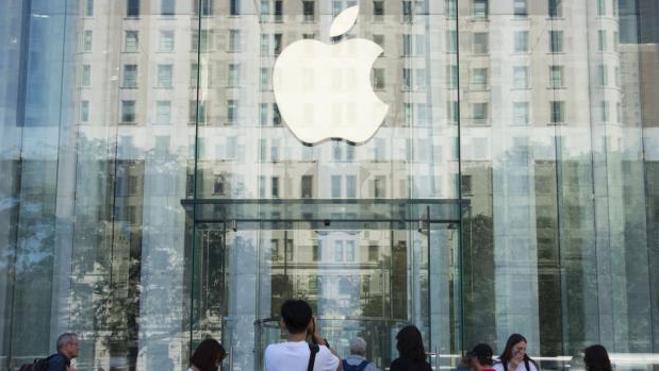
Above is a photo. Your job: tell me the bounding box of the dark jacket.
[390,357,432,371]
[46,353,71,371]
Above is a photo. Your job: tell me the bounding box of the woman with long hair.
[584,345,612,371]
[389,325,432,371]
[188,338,227,371]
[494,334,539,371]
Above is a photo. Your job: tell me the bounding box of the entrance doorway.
[191,219,462,370]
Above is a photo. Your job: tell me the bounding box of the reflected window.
[598,64,608,86]
[271,139,280,162]
[274,33,283,55]
[373,1,384,19]
[285,239,294,260]
[190,63,198,87]
[260,68,270,90]
[598,30,607,51]
[258,176,266,197]
[312,243,321,261]
[156,100,171,125]
[346,241,356,261]
[227,99,237,124]
[550,101,565,124]
[228,64,240,87]
[260,103,268,126]
[514,31,528,53]
[403,68,412,90]
[260,33,270,55]
[513,102,529,126]
[301,175,313,198]
[157,64,173,88]
[331,175,342,198]
[473,0,488,19]
[84,0,94,16]
[374,176,386,198]
[270,239,280,261]
[346,145,355,162]
[514,0,527,16]
[461,175,472,195]
[125,31,138,52]
[373,34,385,51]
[190,100,207,124]
[271,176,279,198]
[447,30,458,53]
[195,0,213,15]
[259,139,267,161]
[368,245,379,261]
[127,0,140,17]
[303,1,315,22]
[123,64,137,88]
[446,0,456,18]
[548,0,562,18]
[473,32,489,54]
[472,102,488,122]
[80,100,90,123]
[193,30,211,52]
[549,30,563,52]
[161,0,175,15]
[260,0,270,21]
[373,68,385,90]
[121,100,136,123]
[403,1,413,22]
[513,66,529,89]
[471,68,488,89]
[447,100,459,123]
[273,104,281,126]
[597,0,606,16]
[335,241,344,262]
[214,175,226,195]
[159,30,175,51]
[230,0,240,15]
[274,0,283,21]
[82,30,92,52]
[81,64,91,87]
[154,136,169,156]
[404,103,413,125]
[549,65,564,88]
[601,100,609,122]
[448,65,458,88]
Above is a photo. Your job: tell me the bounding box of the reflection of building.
[1,0,659,371]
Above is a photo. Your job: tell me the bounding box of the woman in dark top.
[390,325,432,371]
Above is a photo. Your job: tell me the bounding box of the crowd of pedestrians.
[40,299,614,371]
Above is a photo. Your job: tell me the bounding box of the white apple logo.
[273,6,388,144]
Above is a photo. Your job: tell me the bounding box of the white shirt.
[343,354,380,371]
[265,341,340,371]
[493,359,539,371]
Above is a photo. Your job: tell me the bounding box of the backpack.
[18,356,51,371]
[342,359,370,371]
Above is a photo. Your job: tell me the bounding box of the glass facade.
[0,0,658,370]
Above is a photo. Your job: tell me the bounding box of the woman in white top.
[493,334,539,371]
[187,338,227,371]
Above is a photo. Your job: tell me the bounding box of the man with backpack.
[19,333,79,371]
[342,337,379,371]
[264,299,340,371]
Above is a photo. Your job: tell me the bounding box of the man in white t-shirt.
[264,299,340,371]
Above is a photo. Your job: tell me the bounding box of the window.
[274,1,283,21]
[125,31,138,52]
[448,65,458,88]
[549,30,563,53]
[82,30,93,52]
[513,102,529,126]
[471,68,488,88]
[84,0,94,16]
[192,30,210,52]
[161,0,175,15]
[260,33,270,55]
[346,241,355,261]
[230,0,240,15]
[229,30,240,52]
[473,32,489,54]
[374,176,386,198]
[415,68,427,90]
[127,0,139,17]
[346,175,357,198]
[190,63,198,87]
[312,244,321,262]
[368,245,379,261]
[461,175,473,194]
[228,64,240,87]
[403,34,412,56]
[331,175,342,197]
[301,175,313,198]
[403,68,412,90]
[156,100,171,125]
[514,31,528,53]
[258,176,266,197]
[346,145,355,161]
[373,1,384,18]
[549,65,564,88]
[598,64,608,86]
[550,101,565,123]
[514,0,527,16]
[473,103,488,121]
[473,0,488,19]
[598,100,609,122]
[404,103,413,125]
[190,100,207,124]
[271,139,280,162]
[159,30,175,51]
[598,30,607,51]
[447,100,459,123]
[273,104,281,126]
[373,34,385,50]
[80,100,90,122]
[123,64,137,88]
[303,33,315,39]
[259,103,268,126]
[213,175,226,195]
[447,30,458,53]
[373,68,385,89]
[597,0,606,16]
[121,100,136,123]
[513,66,529,89]
[274,33,283,55]
[157,64,173,88]
[335,241,344,262]
[303,1,315,22]
[195,0,213,15]
[271,176,279,198]
[260,68,270,90]
[259,139,267,161]
[81,64,91,87]
[403,1,413,22]
[227,99,237,124]
[548,0,562,17]
[615,66,620,87]
[446,0,456,18]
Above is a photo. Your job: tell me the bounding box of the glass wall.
[0,0,658,370]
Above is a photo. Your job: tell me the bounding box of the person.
[264,299,340,371]
[46,333,80,371]
[188,338,226,371]
[469,343,496,371]
[342,337,379,371]
[389,325,432,371]
[583,345,612,371]
[493,334,539,371]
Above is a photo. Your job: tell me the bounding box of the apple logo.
[273,5,388,144]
